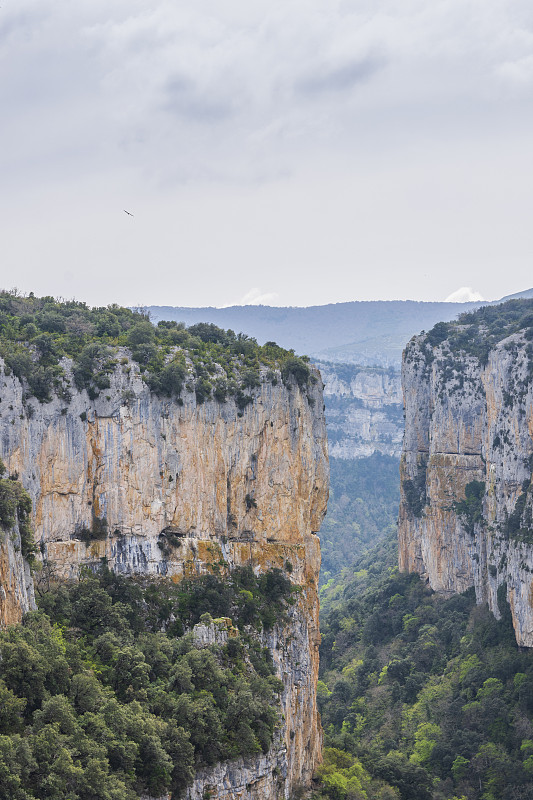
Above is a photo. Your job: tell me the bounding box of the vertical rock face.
[399,328,533,646]
[0,356,329,796]
[317,362,403,459]
[0,519,35,627]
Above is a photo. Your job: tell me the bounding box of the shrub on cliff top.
[281,356,311,388]
[420,297,533,367]
[0,290,315,407]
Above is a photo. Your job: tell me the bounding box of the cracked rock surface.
[399,332,533,646]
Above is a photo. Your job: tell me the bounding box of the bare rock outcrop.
[399,325,533,646]
[0,518,35,627]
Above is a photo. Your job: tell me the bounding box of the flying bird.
[124,209,134,217]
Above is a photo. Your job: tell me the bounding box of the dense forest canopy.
[0,564,294,800]
[319,454,400,592]
[0,290,313,406]
[314,533,533,800]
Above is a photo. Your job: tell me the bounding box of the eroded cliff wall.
[0,518,35,627]
[317,362,403,459]
[0,353,328,797]
[399,327,533,646]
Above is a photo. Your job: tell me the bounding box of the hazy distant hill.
[495,287,533,304]
[147,300,475,365]
[148,288,533,366]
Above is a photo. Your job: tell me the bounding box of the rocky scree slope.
[0,292,329,798]
[399,299,533,646]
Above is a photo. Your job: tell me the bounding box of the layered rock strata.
[317,362,403,459]
[399,331,533,646]
[0,354,328,796]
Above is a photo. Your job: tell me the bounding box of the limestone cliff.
[317,361,403,459]
[399,310,533,646]
[0,352,328,797]
[0,517,35,627]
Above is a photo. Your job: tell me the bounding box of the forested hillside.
[319,455,399,591]
[148,290,533,366]
[315,534,533,800]
[0,565,293,799]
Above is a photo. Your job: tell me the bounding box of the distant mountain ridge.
[147,288,533,366]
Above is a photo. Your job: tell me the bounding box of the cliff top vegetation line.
[408,297,533,367]
[0,290,314,407]
[147,289,533,366]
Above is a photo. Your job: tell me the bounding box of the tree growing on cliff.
[0,459,36,565]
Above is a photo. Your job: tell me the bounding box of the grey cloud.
[0,8,46,45]
[297,55,385,96]
[163,75,235,122]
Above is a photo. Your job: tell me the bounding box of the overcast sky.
[2,0,533,308]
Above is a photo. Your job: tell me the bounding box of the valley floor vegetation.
[0,564,294,800]
[313,531,533,800]
[319,454,400,594]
